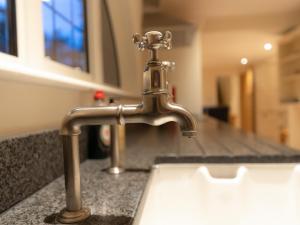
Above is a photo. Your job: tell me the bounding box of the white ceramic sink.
[133,163,300,225]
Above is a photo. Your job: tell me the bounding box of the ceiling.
[160,0,300,73]
[161,0,300,19]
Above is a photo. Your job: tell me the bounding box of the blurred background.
[142,0,300,150]
[0,0,300,150]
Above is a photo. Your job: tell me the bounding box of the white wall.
[107,0,143,95]
[0,80,86,137]
[202,70,218,107]
[202,67,240,107]
[158,30,202,115]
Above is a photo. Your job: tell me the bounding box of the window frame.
[7,0,18,55]
[82,0,90,72]
[0,0,18,56]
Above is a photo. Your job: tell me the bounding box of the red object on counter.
[94,90,106,100]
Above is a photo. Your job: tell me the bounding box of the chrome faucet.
[57,30,197,223]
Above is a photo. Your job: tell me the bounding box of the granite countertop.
[0,160,149,225]
[1,117,300,225]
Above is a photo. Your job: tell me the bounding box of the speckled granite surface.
[0,160,148,225]
[0,128,88,213]
[1,118,300,224]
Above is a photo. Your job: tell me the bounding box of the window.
[42,0,89,72]
[0,0,17,55]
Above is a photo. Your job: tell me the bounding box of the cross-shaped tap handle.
[133,31,172,51]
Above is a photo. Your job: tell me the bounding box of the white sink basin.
[133,163,300,225]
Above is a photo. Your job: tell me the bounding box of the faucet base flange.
[107,167,125,175]
[56,207,91,224]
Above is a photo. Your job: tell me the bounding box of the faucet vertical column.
[108,125,125,174]
[57,135,91,224]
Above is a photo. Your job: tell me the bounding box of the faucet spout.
[165,102,198,137]
[121,94,197,137]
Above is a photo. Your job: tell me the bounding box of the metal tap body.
[57,31,197,223]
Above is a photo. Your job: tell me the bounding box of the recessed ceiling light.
[264,42,272,51]
[240,57,248,65]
